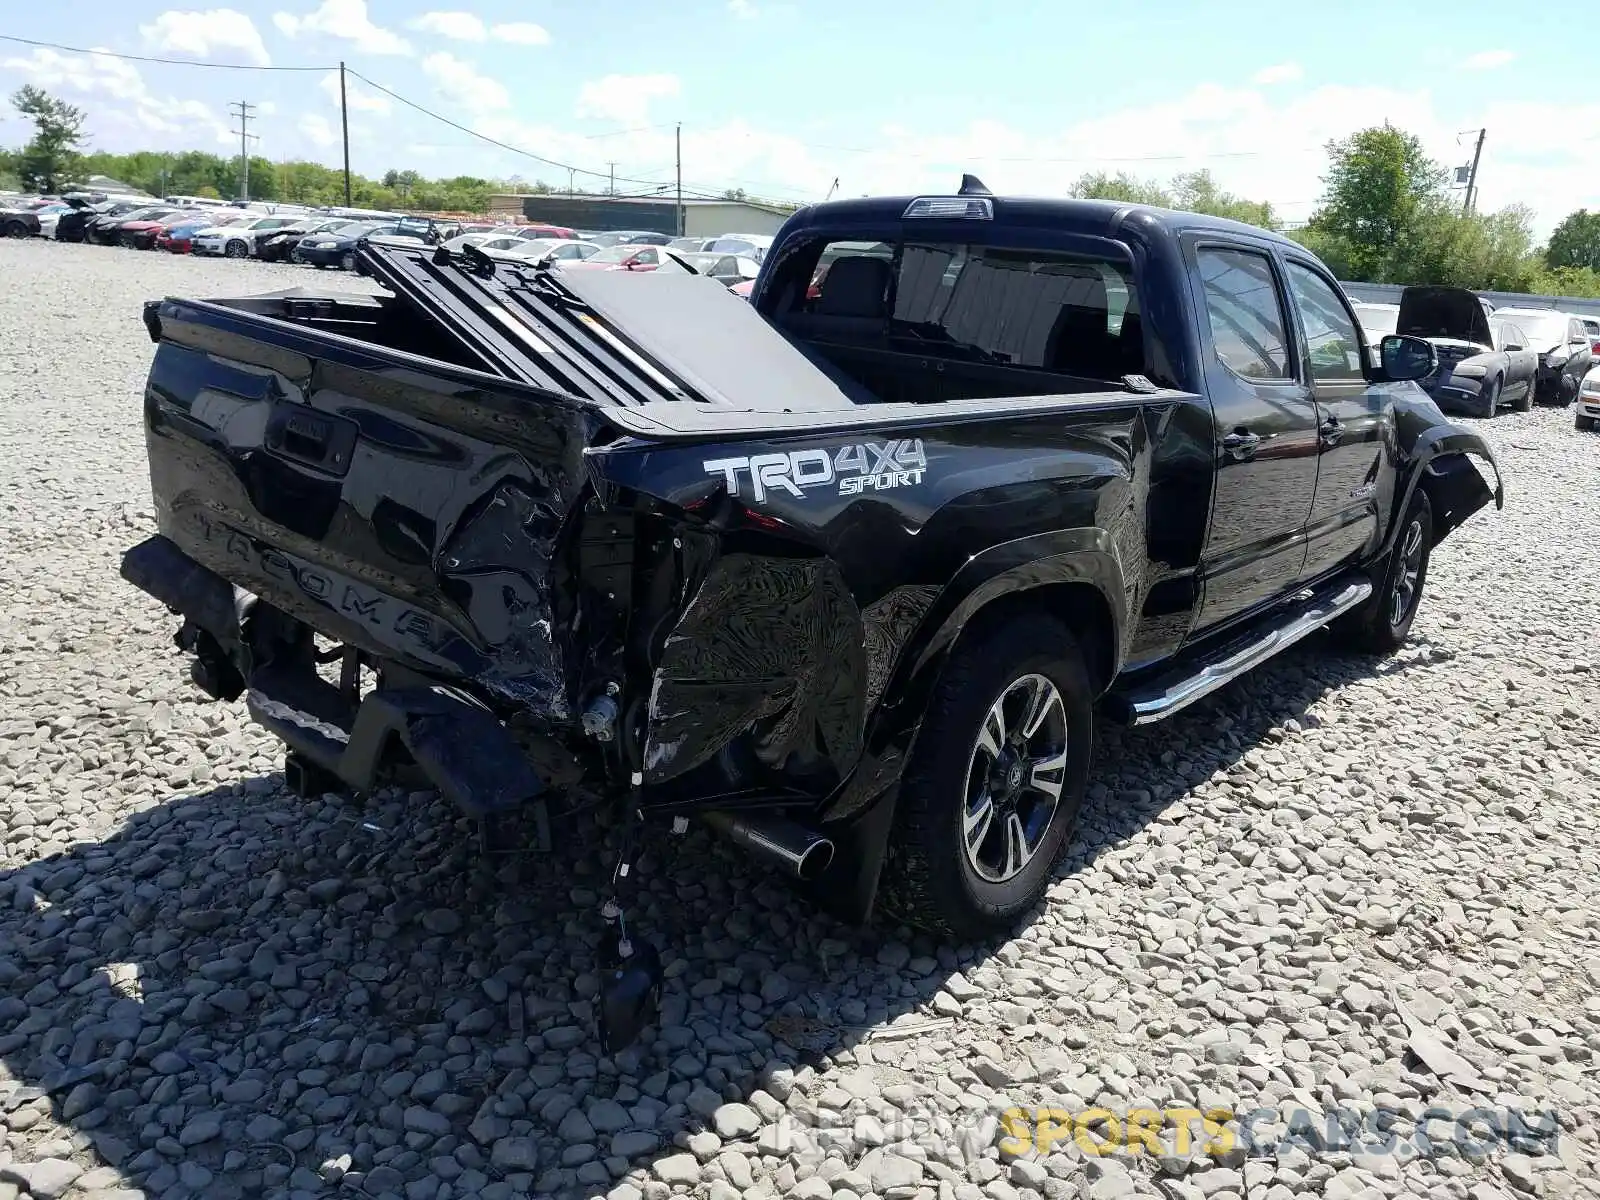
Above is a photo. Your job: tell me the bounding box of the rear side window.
[889,245,1141,377]
[1196,247,1291,380]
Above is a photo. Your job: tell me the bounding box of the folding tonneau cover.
[356,237,872,413]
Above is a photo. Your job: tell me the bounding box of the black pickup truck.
[122,178,1501,1043]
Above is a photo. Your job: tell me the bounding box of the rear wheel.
[2,219,28,238]
[224,239,249,259]
[1474,374,1501,418]
[340,251,356,271]
[1333,488,1432,655]
[881,614,1093,941]
[1577,413,1598,431]
[1513,380,1534,412]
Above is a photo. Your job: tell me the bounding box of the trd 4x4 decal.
[703,439,928,502]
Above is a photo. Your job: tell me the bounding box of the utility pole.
[229,100,256,201]
[338,62,352,206]
[1463,128,1486,215]
[607,162,616,196]
[675,122,683,236]
[566,167,576,196]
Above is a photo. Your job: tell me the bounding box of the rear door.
[1189,242,1321,630]
[1280,255,1392,580]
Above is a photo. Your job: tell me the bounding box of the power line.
[0,33,331,70]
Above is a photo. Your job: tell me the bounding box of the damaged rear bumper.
[121,534,549,841]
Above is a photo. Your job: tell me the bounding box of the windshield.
[1353,304,1398,336]
[1505,312,1568,346]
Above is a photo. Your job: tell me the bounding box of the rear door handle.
[1222,429,1260,458]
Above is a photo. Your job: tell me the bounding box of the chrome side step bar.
[1104,578,1372,726]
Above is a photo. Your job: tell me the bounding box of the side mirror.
[1380,334,1437,382]
[1505,343,1524,353]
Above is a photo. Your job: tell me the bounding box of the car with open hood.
[1396,286,1537,417]
[118,209,196,250]
[1483,306,1594,404]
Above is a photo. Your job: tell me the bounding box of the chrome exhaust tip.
[703,811,835,882]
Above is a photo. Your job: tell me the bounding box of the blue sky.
[0,1,1589,233]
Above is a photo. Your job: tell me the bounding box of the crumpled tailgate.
[140,295,596,715]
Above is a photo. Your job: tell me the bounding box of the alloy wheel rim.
[1390,518,1424,627]
[962,673,1068,883]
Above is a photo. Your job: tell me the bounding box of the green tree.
[10,85,87,192]
[1544,208,1600,272]
[1305,124,1446,280]
[1070,169,1274,228]
[1070,171,1173,207]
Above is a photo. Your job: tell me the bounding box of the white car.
[191,216,302,258]
[506,238,601,265]
[1576,366,1600,431]
[32,203,72,238]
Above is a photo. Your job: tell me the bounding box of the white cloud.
[318,70,391,115]
[139,9,270,66]
[421,52,509,111]
[272,0,412,55]
[299,112,336,147]
[575,74,680,125]
[492,22,550,45]
[0,46,233,147]
[408,10,485,40]
[1463,49,1515,70]
[1252,62,1303,85]
[729,0,758,17]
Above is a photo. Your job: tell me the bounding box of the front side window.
[1284,261,1364,381]
[1196,247,1291,380]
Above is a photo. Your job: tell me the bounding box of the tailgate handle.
[265,405,357,475]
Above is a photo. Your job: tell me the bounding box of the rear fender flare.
[869,527,1128,752]
[1382,423,1503,557]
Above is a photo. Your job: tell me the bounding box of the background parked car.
[30,203,71,238]
[158,211,247,253]
[702,233,773,262]
[513,223,577,241]
[1489,307,1594,403]
[1577,366,1600,430]
[257,218,355,262]
[1394,286,1536,417]
[0,202,42,238]
[560,243,667,271]
[85,203,167,244]
[118,210,194,250]
[192,216,301,258]
[505,237,600,265]
[669,250,762,288]
[588,230,673,248]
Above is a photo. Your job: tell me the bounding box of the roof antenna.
[959,174,992,196]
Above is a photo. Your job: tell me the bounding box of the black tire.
[1475,374,1501,418]
[881,613,1093,941]
[224,239,249,259]
[1513,381,1534,412]
[3,219,29,238]
[1334,488,1432,655]
[1577,413,1598,432]
[341,251,356,272]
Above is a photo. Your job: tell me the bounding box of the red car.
[120,210,196,250]
[515,223,577,241]
[559,243,663,272]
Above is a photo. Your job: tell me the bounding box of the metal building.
[487,195,794,237]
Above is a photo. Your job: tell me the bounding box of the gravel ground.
[2,235,1599,1200]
